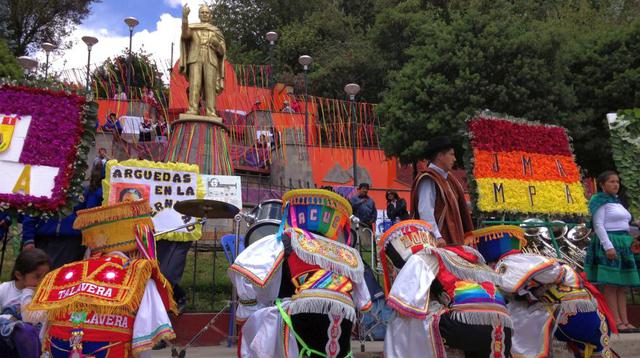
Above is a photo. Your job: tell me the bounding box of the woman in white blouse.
[584,170,639,332]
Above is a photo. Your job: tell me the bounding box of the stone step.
[352,333,640,358]
[153,334,640,357]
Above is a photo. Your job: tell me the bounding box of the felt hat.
[425,136,454,158]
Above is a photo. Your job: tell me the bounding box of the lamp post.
[298,55,312,146]
[266,31,278,87]
[81,36,98,92]
[344,83,360,186]
[41,42,56,80]
[124,17,139,97]
[17,56,38,78]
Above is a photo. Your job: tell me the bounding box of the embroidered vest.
[29,255,175,349]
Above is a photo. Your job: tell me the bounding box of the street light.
[344,83,361,186]
[124,17,139,97]
[298,55,312,146]
[81,36,98,92]
[266,31,278,86]
[41,42,56,80]
[17,56,38,78]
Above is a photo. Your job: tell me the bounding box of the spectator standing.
[93,147,109,170]
[349,183,377,247]
[386,190,409,222]
[411,136,473,247]
[584,170,640,332]
[138,117,153,142]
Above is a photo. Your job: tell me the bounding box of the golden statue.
[179,4,225,117]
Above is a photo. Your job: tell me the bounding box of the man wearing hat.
[411,136,473,246]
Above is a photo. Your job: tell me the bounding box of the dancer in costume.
[228,189,372,358]
[411,136,473,246]
[380,220,512,358]
[466,225,613,358]
[27,200,177,357]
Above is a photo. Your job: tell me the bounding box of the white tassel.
[428,248,500,284]
[449,311,513,329]
[560,299,597,314]
[288,297,357,322]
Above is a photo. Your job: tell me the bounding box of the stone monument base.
[177,113,223,124]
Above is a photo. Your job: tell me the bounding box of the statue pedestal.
[165,113,233,175]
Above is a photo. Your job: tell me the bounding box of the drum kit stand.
[151,198,240,358]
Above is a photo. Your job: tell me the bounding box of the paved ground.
[150,334,640,357]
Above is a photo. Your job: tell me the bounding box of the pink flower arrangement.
[0,85,90,213]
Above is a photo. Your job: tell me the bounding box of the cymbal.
[174,199,240,219]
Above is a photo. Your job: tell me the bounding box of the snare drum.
[244,220,281,247]
[249,199,283,222]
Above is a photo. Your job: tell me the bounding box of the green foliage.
[214,0,640,174]
[378,0,640,173]
[379,0,575,164]
[1,0,97,56]
[610,109,640,217]
[0,38,22,79]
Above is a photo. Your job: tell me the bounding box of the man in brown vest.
[410,136,473,246]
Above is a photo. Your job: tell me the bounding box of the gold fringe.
[73,200,152,229]
[27,258,178,317]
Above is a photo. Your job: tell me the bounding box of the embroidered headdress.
[377,220,436,294]
[281,189,352,244]
[464,225,526,263]
[73,199,155,255]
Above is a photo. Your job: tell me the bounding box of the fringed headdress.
[377,220,436,295]
[281,189,352,244]
[464,225,526,263]
[73,199,155,256]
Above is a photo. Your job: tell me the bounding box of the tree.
[91,50,166,105]
[0,37,22,79]
[378,0,575,165]
[1,0,97,56]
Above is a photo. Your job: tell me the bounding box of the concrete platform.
[152,334,640,357]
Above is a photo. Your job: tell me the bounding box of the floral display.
[0,84,97,216]
[467,115,588,215]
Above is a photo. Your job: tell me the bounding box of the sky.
[36,0,207,81]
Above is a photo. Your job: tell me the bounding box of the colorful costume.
[28,200,177,357]
[380,220,512,358]
[467,225,612,358]
[229,189,372,358]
